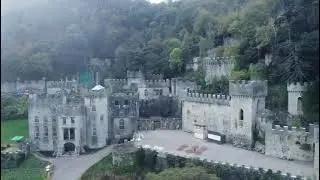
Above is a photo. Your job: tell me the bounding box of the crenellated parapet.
[229,80,268,97]
[203,56,235,65]
[270,124,315,136]
[47,80,77,89]
[146,73,164,80]
[111,92,139,98]
[144,79,170,88]
[127,71,144,79]
[184,92,231,106]
[287,82,311,92]
[104,79,128,86]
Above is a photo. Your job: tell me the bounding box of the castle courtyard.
[135,130,314,178]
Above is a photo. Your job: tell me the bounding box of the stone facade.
[264,124,315,161]
[204,56,235,83]
[287,82,310,116]
[12,66,317,171]
[28,81,139,155]
[137,117,182,131]
[182,80,267,148]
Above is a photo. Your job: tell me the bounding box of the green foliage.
[145,166,220,180]
[1,119,29,144]
[1,154,49,180]
[200,76,229,94]
[249,63,266,80]
[81,154,113,180]
[230,69,250,80]
[302,82,319,124]
[223,44,240,57]
[1,95,28,121]
[170,48,183,73]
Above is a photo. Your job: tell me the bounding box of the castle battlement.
[110,92,139,99]
[144,79,170,87]
[47,81,77,89]
[104,79,128,84]
[203,56,235,65]
[271,124,316,137]
[229,80,268,97]
[184,92,231,105]
[127,71,144,79]
[147,73,164,80]
[287,82,311,92]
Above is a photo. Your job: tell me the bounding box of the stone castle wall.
[203,56,235,83]
[137,117,182,131]
[265,124,315,161]
[1,79,46,94]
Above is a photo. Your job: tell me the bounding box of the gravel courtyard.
[135,130,314,177]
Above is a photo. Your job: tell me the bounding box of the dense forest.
[1,0,319,123]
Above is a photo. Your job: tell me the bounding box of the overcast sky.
[1,0,167,15]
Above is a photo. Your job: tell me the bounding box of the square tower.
[287,82,310,116]
[229,80,268,147]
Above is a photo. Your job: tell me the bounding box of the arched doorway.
[64,142,75,153]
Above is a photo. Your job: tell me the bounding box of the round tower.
[287,82,310,116]
[229,80,268,147]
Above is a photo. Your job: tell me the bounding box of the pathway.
[135,130,314,178]
[49,146,113,180]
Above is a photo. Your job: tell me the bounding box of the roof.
[10,136,24,141]
[91,84,105,91]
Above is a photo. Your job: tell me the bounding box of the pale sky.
[149,0,166,4]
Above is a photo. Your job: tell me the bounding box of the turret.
[287,82,311,115]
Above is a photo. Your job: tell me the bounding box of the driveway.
[135,130,314,178]
[50,146,113,180]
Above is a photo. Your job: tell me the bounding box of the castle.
[1,60,319,178]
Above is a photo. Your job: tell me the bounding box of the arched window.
[119,119,125,129]
[297,97,303,113]
[239,109,244,127]
[239,109,244,120]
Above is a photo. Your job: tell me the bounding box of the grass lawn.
[1,119,28,144]
[81,154,113,180]
[1,154,50,180]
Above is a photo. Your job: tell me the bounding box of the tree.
[170,48,182,74]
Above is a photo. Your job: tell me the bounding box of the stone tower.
[287,82,310,115]
[229,80,268,147]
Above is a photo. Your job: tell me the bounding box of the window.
[239,109,244,127]
[44,116,48,123]
[70,128,75,140]
[144,89,148,96]
[124,100,129,106]
[35,126,40,137]
[115,100,119,106]
[63,117,66,125]
[160,89,163,96]
[92,105,96,111]
[92,128,97,136]
[297,97,303,113]
[100,115,104,121]
[71,117,75,124]
[119,119,125,129]
[63,129,69,140]
[52,127,57,137]
[44,126,49,137]
[35,116,39,122]
[52,116,57,123]
[239,109,244,120]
